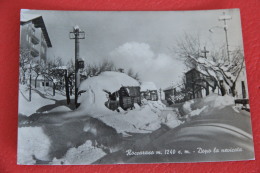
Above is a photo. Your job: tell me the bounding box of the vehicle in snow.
[104,86,141,111]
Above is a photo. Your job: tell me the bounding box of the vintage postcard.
[18,9,254,165]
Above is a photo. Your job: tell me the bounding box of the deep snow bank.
[182,94,235,118]
[76,71,174,133]
[52,140,106,165]
[18,127,51,164]
[78,71,140,112]
[19,85,55,117]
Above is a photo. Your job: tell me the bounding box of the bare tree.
[175,33,245,96]
[19,47,39,101]
[19,48,33,85]
[33,59,46,88]
[127,68,140,82]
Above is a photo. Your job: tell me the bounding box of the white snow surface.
[182,100,194,114]
[163,113,182,128]
[182,94,235,118]
[203,94,234,109]
[18,127,51,164]
[52,140,106,165]
[49,106,71,113]
[189,106,208,117]
[76,71,170,133]
[18,85,55,116]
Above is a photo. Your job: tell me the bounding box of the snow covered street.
[95,98,254,164]
[17,72,254,165]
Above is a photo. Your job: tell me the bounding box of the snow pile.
[212,95,234,108]
[182,94,235,118]
[189,106,208,117]
[163,113,182,128]
[18,127,51,164]
[182,100,194,114]
[52,140,106,165]
[48,106,71,113]
[36,86,68,101]
[77,71,140,112]
[19,85,55,116]
[76,71,168,133]
[146,100,166,114]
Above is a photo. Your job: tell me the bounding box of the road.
[18,93,254,164]
[94,105,254,164]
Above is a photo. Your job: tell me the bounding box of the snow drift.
[18,127,51,164]
[182,93,235,118]
[19,85,55,117]
[76,71,171,133]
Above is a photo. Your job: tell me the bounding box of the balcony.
[30,47,39,57]
[31,34,40,45]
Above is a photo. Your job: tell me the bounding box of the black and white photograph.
[18,9,254,165]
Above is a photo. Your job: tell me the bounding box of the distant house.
[163,86,175,104]
[163,85,186,104]
[234,68,248,99]
[31,75,53,88]
[185,68,211,100]
[233,67,250,109]
[163,68,211,104]
[140,82,158,101]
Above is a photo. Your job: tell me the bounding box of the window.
[42,82,45,86]
[46,82,49,86]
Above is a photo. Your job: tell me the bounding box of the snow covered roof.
[140,82,157,91]
[20,13,52,48]
[20,13,41,23]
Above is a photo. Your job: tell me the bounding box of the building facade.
[20,14,52,87]
[20,14,52,63]
[140,82,158,101]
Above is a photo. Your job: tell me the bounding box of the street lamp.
[69,26,85,108]
[209,12,232,62]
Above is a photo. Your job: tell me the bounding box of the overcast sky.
[21,9,243,89]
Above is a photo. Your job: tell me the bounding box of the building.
[140,82,158,101]
[185,68,212,100]
[20,13,52,87]
[20,13,52,63]
[31,75,53,88]
[163,68,212,104]
[163,86,175,104]
[163,85,186,104]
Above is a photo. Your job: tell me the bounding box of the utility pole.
[159,88,162,100]
[29,33,32,102]
[29,63,32,101]
[69,26,85,108]
[219,12,232,62]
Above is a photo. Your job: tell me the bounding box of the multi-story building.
[20,13,52,87]
[20,13,52,63]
